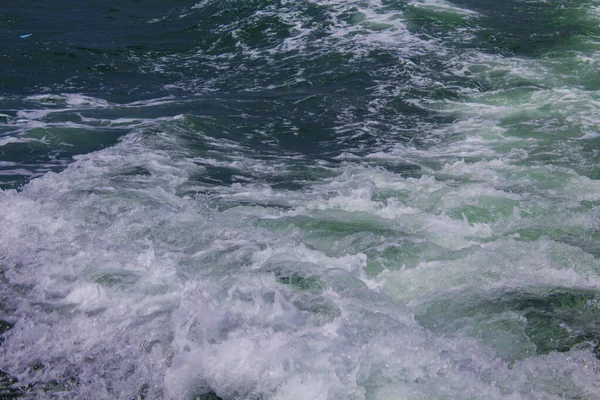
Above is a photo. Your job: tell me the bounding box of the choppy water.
[2,0,600,398]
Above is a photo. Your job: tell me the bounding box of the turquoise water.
[2,0,600,398]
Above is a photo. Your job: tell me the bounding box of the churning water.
[2,0,600,398]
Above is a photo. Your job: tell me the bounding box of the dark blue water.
[2,1,600,398]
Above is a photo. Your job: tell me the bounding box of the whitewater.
[2,0,600,398]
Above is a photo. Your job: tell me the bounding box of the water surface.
[2,0,600,398]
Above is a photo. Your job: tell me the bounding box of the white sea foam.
[3,0,600,398]
[1,111,599,398]
[410,0,479,16]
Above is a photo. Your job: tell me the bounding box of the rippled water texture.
[2,0,600,398]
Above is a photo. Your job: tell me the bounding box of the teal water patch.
[252,209,462,277]
[445,0,600,56]
[416,288,600,361]
[0,126,123,190]
[0,94,200,190]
